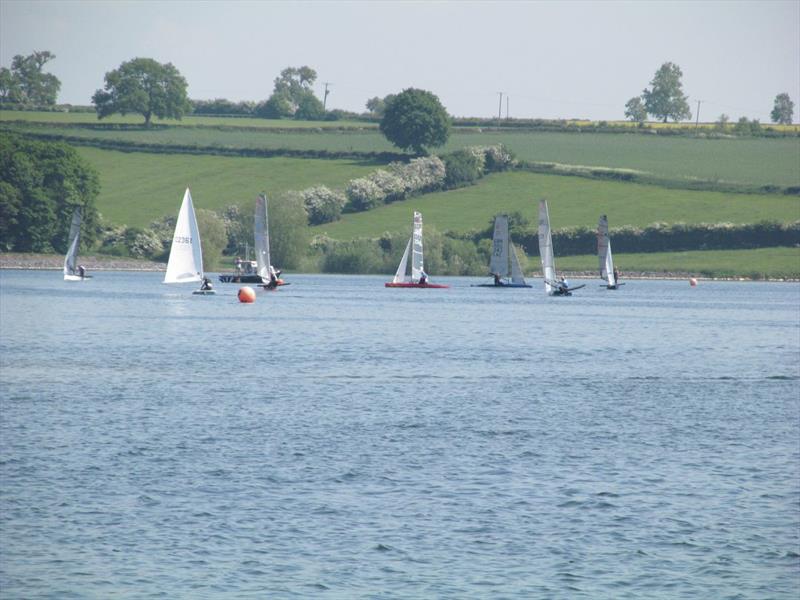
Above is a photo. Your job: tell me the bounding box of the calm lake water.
[1,271,798,599]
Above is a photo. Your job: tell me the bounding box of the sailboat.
[254,193,287,289]
[474,214,531,288]
[385,211,448,288]
[597,215,623,289]
[537,199,584,296]
[164,187,215,295]
[64,206,90,280]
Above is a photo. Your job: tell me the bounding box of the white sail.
[510,243,527,285]
[392,238,412,283]
[254,194,271,281]
[604,240,616,287]
[490,215,510,277]
[63,207,82,280]
[538,199,556,294]
[164,188,204,284]
[411,211,424,282]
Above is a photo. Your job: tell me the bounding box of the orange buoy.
[689,278,697,287]
[238,286,256,303]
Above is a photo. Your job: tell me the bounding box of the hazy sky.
[2,0,798,122]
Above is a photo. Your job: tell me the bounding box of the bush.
[345,177,384,212]
[301,186,346,225]
[443,150,484,189]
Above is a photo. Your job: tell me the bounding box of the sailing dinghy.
[385,211,448,288]
[64,206,91,280]
[597,214,623,289]
[254,193,288,290]
[537,199,584,296]
[164,187,215,295]
[473,214,531,287]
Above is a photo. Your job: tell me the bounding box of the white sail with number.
[254,193,271,281]
[63,206,84,281]
[538,199,557,294]
[490,215,527,286]
[164,188,204,284]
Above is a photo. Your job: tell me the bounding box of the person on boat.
[557,276,569,294]
[493,273,504,286]
[613,267,621,285]
[418,270,428,285]
[265,270,279,290]
[77,265,86,278]
[200,277,213,291]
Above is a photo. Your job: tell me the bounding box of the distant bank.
[2,253,796,282]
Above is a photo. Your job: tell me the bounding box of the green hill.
[313,171,800,240]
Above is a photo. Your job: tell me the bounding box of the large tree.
[641,62,691,123]
[0,50,60,105]
[92,58,191,126]
[770,93,795,125]
[0,134,99,252]
[260,66,324,120]
[379,88,451,154]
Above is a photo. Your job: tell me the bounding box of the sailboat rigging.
[474,214,531,287]
[385,211,448,288]
[537,199,584,296]
[254,193,287,290]
[597,214,623,289]
[63,206,90,281]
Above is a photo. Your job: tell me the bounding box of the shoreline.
[1,254,796,282]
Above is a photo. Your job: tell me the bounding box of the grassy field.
[551,247,800,280]
[76,147,378,227]
[0,111,372,129]
[4,115,799,187]
[313,171,800,240]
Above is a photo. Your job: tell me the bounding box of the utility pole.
[506,96,509,120]
[323,82,332,111]
[695,99,702,131]
[497,92,503,120]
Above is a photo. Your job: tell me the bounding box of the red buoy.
[238,286,256,303]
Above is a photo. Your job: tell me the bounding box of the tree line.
[2,52,796,133]
[624,62,795,126]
